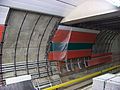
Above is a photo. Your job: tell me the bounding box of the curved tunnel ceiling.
[1,9,62,85]
[0,0,84,17]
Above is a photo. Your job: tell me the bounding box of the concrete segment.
[2,9,61,87]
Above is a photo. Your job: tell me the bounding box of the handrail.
[43,64,120,90]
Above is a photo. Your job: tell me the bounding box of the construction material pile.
[93,73,120,90]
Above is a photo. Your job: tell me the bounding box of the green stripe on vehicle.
[50,43,93,51]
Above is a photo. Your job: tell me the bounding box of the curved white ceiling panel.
[0,0,119,23]
[0,0,81,17]
[62,0,119,23]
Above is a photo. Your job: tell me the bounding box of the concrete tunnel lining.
[93,30,120,53]
[2,9,62,85]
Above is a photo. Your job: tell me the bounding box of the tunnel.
[0,0,120,90]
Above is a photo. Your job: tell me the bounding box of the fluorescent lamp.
[106,0,120,7]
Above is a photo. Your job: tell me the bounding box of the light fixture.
[106,0,120,7]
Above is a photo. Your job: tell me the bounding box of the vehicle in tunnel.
[0,0,120,90]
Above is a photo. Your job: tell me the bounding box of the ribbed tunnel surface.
[93,30,120,53]
[2,9,62,86]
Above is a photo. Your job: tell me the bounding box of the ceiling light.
[106,0,120,7]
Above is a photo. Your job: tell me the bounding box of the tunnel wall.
[0,6,9,85]
[93,30,119,54]
[111,35,120,53]
[92,30,120,73]
[1,9,62,87]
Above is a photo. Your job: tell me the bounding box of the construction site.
[0,0,120,90]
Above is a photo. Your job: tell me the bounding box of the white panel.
[6,75,32,85]
[12,0,74,11]
[56,0,87,6]
[38,0,76,8]
[74,0,87,5]
[106,76,120,90]
[62,0,119,22]
[92,73,116,90]
[55,0,77,6]
[0,6,9,24]
[0,0,76,17]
